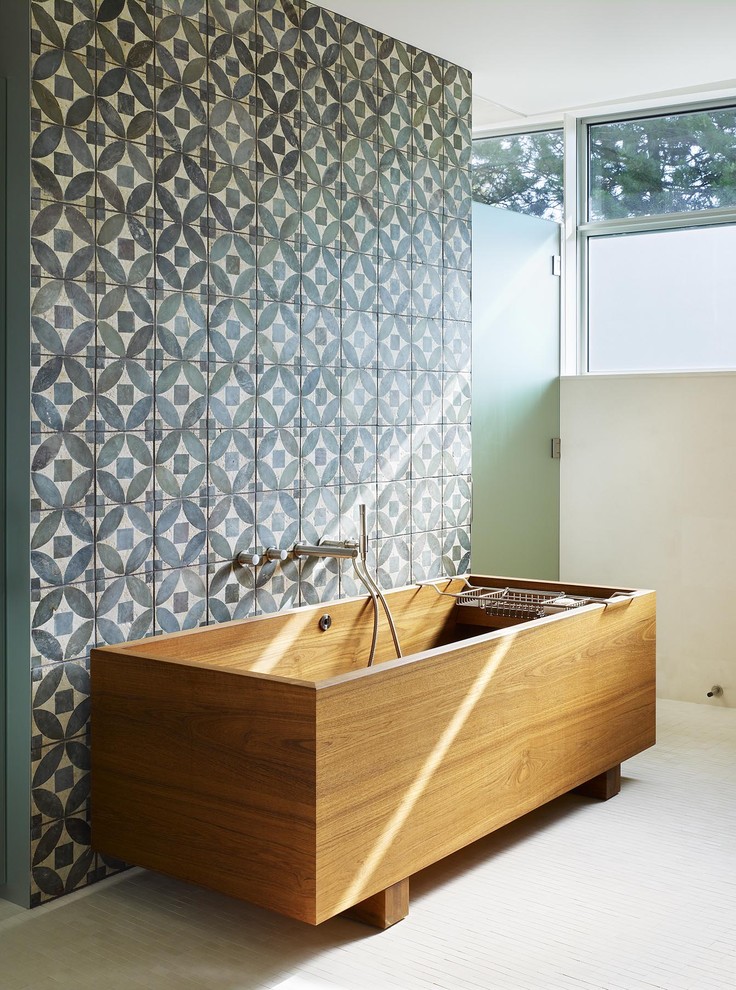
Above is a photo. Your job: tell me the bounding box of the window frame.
[567,95,736,374]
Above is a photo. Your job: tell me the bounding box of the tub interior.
[112,576,635,683]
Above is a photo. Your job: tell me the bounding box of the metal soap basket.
[418,578,634,622]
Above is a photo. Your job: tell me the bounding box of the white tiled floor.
[2,699,735,990]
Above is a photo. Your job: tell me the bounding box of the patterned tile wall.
[28,0,472,905]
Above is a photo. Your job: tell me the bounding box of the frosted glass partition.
[588,225,736,373]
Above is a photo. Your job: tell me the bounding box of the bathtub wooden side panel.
[91,654,319,923]
[313,593,656,922]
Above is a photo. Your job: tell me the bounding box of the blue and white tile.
[31,506,95,591]
[377,480,411,537]
[444,475,472,529]
[377,368,411,426]
[209,296,256,364]
[443,422,471,476]
[377,258,411,315]
[340,426,376,485]
[301,244,340,308]
[154,497,208,569]
[411,317,442,371]
[208,230,257,302]
[341,368,377,426]
[155,358,208,432]
[411,262,443,319]
[208,492,256,561]
[412,370,442,426]
[31,354,95,434]
[412,477,443,533]
[96,571,155,645]
[31,660,90,749]
[256,427,300,492]
[96,356,155,434]
[96,502,154,578]
[301,427,341,487]
[155,429,208,499]
[341,251,379,314]
[301,304,340,367]
[377,426,410,483]
[412,424,443,479]
[412,210,443,266]
[377,203,411,261]
[375,534,411,590]
[442,526,471,576]
[378,314,412,369]
[341,310,377,369]
[412,530,444,582]
[31,582,95,666]
[31,432,94,512]
[96,431,154,505]
[208,428,256,494]
[154,564,208,632]
[209,362,256,429]
[256,363,300,429]
[208,559,256,622]
[443,320,471,374]
[444,371,472,424]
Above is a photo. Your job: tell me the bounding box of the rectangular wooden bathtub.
[90,575,656,928]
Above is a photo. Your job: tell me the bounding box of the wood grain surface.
[91,578,656,927]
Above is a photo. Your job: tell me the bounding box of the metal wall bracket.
[551,437,561,459]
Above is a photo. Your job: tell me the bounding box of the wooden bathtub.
[90,575,656,928]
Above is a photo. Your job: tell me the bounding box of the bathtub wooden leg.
[344,878,410,929]
[574,763,621,801]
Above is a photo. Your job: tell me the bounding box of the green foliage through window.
[589,107,736,220]
[471,130,564,223]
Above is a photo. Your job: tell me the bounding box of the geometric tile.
[155,428,208,499]
[31,432,94,510]
[377,425,411,482]
[444,474,472,528]
[412,317,442,371]
[31,817,95,906]
[377,480,412,537]
[375,534,411,589]
[208,560,256,622]
[31,507,95,590]
[208,428,256,494]
[31,354,94,433]
[96,432,155,505]
[412,423,444,479]
[154,497,208,568]
[442,525,471,575]
[301,304,340,367]
[443,423,472,476]
[443,320,471,374]
[444,371,472,424]
[154,564,208,632]
[412,477,442,532]
[31,583,95,666]
[31,661,90,749]
[208,492,255,561]
[378,314,411,371]
[377,368,411,426]
[32,736,90,825]
[26,0,473,908]
[257,300,301,365]
[342,368,377,425]
[98,546,153,641]
[156,359,208,430]
[412,371,443,426]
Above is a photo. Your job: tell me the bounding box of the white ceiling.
[324,0,736,131]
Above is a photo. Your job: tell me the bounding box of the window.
[581,104,736,373]
[472,129,564,222]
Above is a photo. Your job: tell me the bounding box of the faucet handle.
[265,546,289,562]
[236,550,261,567]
